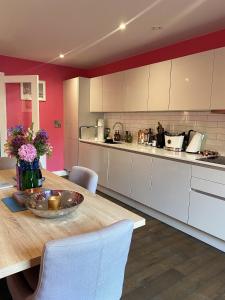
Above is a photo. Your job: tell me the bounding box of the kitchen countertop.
[79,139,225,170]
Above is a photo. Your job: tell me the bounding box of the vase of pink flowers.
[4,124,53,191]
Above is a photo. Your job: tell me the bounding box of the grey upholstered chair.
[7,219,134,300]
[69,166,98,193]
[0,157,16,170]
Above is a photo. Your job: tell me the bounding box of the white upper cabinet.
[90,77,103,112]
[148,60,171,111]
[102,71,125,112]
[123,65,149,111]
[211,47,225,109]
[169,51,214,111]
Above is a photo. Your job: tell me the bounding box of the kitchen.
[2,0,225,299]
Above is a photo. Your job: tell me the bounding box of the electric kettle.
[186,131,204,153]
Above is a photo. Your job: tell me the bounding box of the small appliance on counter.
[79,125,97,140]
[97,118,105,142]
[164,133,185,152]
[186,131,204,153]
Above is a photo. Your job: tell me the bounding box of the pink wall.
[86,28,225,77]
[0,55,83,171]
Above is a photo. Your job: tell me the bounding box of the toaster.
[164,135,184,151]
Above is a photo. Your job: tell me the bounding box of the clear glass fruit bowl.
[25,189,84,218]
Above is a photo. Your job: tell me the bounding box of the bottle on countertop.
[138,130,142,144]
[156,122,165,148]
[148,128,154,144]
[124,131,129,142]
[144,129,149,143]
[114,130,121,141]
[104,128,110,139]
[127,131,133,143]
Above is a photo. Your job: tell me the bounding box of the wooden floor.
[99,193,225,300]
[1,192,225,300]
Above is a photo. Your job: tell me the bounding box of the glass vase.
[16,158,42,191]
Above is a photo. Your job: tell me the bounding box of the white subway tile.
[104,111,225,151]
[208,114,225,121]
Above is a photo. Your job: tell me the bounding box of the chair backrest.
[0,157,17,170]
[69,166,98,193]
[32,220,134,300]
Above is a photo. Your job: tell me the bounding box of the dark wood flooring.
[98,192,225,300]
[1,192,225,300]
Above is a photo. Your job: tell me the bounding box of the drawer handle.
[191,188,225,202]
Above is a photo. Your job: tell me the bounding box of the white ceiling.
[1,0,225,68]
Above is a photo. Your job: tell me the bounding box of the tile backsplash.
[105,111,225,153]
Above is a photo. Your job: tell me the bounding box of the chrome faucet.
[112,122,124,139]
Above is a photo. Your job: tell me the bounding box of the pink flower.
[18,144,37,162]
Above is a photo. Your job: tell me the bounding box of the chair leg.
[7,273,33,300]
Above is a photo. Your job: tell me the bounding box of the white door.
[169,51,214,111]
[148,60,171,111]
[102,71,124,112]
[211,47,225,109]
[108,148,132,197]
[123,66,149,111]
[130,153,152,206]
[90,77,103,112]
[78,142,108,187]
[151,157,191,223]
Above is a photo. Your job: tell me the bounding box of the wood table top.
[0,169,145,278]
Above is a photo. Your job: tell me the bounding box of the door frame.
[0,73,39,156]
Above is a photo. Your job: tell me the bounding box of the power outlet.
[54,120,61,128]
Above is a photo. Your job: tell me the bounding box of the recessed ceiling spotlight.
[59,53,65,58]
[152,25,162,31]
[119,22,126,30]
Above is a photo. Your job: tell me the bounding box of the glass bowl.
[25,189,84,218]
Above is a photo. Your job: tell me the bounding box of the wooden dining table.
[0,169,145,279]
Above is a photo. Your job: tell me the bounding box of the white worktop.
[79,139,225,170]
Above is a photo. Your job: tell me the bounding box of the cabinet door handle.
[191,188,225,202]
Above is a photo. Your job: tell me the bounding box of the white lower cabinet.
[78,142,108,187]
[108,148,132,197]
[130,154,152,206]
[188,191,225,241]
[151,157,191,223]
